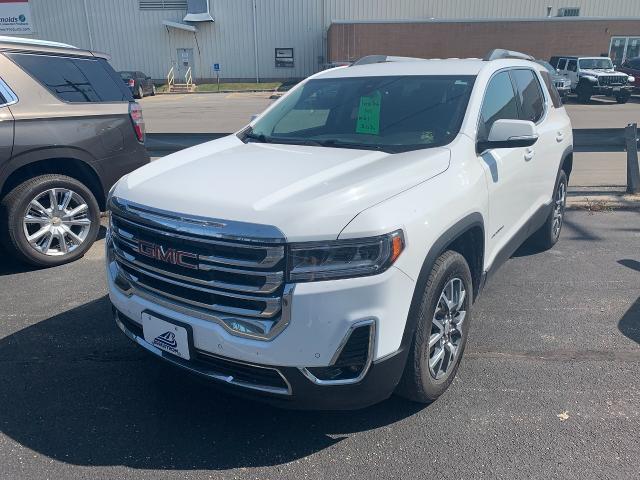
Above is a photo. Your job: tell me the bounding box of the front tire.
[0,175,100,267]
[616,94,630,104]
[151,84,156,96]
[576,82,592,104]
[396,250,473,403]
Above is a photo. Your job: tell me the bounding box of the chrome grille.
[598,75,627,86]
[108,197,290,340]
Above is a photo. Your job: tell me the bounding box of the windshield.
[578,58,613,70]
[536,60,556,74]
[245,75,475,153]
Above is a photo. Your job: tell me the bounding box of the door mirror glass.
[478,119,538,152]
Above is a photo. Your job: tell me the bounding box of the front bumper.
[592,85,633,96]
[113,306,409,409]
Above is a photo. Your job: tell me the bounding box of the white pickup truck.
[106,49,573,409]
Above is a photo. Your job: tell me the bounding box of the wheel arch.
[399,213,485,351]
[0,154,105,210]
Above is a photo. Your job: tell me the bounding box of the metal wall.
[7,0,640,81]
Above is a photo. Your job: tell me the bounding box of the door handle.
[524,147,535,161]
[556,131,565,142]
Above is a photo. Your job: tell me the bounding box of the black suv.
[0,37,149,267]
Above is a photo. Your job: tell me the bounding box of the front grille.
[109,198,289,339]
[599,76,627,86]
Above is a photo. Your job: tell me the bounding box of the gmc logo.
[136,240,198,270]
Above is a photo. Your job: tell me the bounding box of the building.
[1,0,639,83]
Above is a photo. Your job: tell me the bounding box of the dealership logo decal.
[152,331,181,356]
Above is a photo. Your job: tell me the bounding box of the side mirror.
[250,114,259,122]
[477,119,538,153]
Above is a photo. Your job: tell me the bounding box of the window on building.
[511,70,545,123]
[557,7,580,17]
[139,0,187,10]
[8,53,131,103]
[478,71,518,140]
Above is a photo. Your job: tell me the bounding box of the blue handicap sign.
[213,63,220,71]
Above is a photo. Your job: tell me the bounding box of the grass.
[156,82,281,93]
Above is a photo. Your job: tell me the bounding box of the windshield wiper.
[243,131,271,143]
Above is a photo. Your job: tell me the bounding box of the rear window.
[119,71,134,80]
[8,53,133,103]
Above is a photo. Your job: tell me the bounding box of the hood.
[581,68,627,77]
[114,135,450,241]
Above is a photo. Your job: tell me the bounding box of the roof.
[315,57,539,79]
[0,35,110,59]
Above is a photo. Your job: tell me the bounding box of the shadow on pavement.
[0,295,423,471]
[0,226,106,276]
[618,259,640,273]
[618,296,640,345]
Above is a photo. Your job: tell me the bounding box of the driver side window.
[478,71,518,141]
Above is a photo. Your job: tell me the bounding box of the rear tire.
[396,251,473,404]
[529,170,567,251]
[151,84,156,96]
[0,175,100,267]
[136,85,144,99]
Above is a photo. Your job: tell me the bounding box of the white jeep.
[553,55,634,103]
[106,49,573,409]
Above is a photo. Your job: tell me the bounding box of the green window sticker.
[356,90,382,135]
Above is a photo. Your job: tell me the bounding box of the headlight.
[288,230,404,282]
[580,74,597,83]
[629,76,636,83]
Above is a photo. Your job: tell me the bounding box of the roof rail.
[0,35,77,49]
[483,49,534,61]
[351,54,425,66]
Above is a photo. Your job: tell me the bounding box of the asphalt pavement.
[1,210,638,479]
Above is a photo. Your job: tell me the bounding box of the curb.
[156,89,277,95]
[566,194,640,211]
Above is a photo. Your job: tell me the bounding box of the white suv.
[106,49,573,409]
[554,55,634,103]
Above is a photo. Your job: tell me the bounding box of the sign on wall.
[0,0,33,34]
[275,48,294,68]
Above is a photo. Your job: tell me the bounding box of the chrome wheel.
[22,188,92,256]
[429,277,466,380]
[552,180,566,239]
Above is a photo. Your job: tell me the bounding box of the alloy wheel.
[428,277,466,380]
[552,180,566,239]
[22,188,92,256]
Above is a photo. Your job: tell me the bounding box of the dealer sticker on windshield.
[356,90,382,135]
[142,313,191,360]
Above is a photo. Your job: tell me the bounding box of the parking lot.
[1,91,640,479]
[1,209,638,479]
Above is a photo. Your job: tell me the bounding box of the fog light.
[301,320,375,385]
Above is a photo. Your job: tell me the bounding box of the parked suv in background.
[551,55,634,103]
[119,70,156,98]
[107,49,572,409]
[619,57,640,92]
[0,36,149,267]
[535,59,571,98]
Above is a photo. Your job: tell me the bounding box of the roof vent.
[557,7,580,17]
[183,0,213,22]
